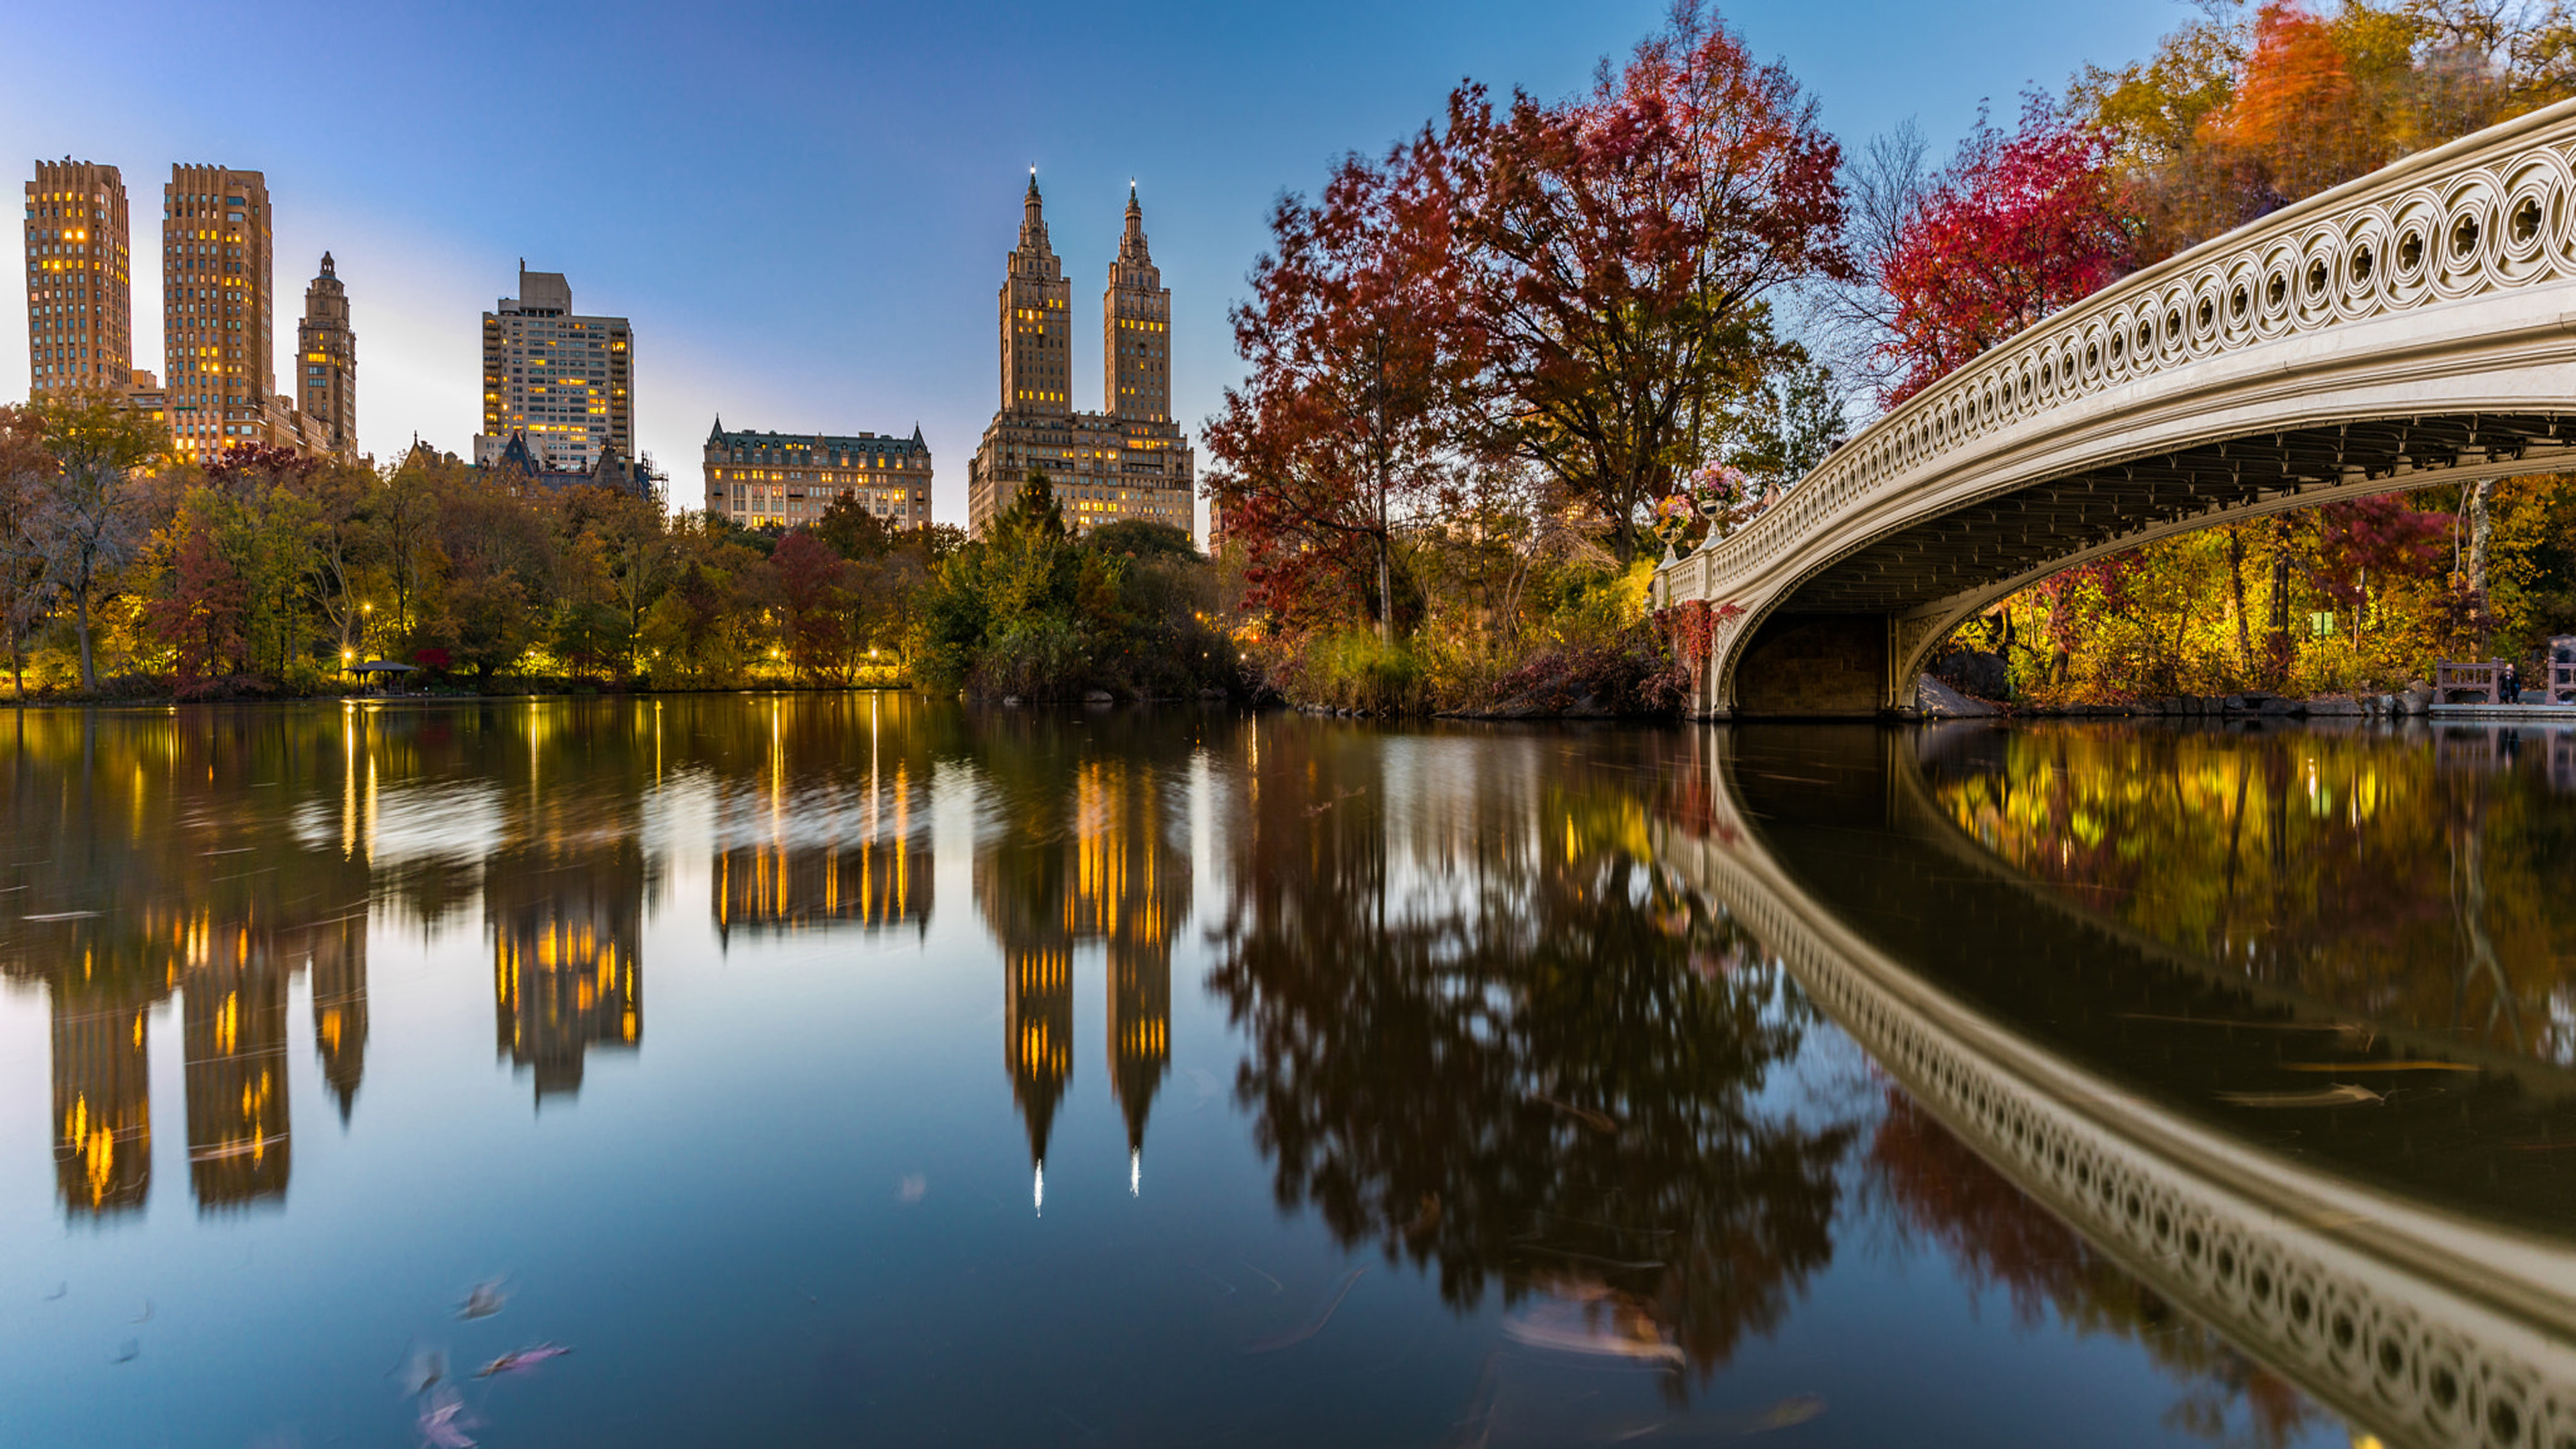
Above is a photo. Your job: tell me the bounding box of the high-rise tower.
[1103,184,1173,424]
[1000,171,1072,419]
[161,165,274,464]
[22,159,133,396]
[476,264,634,474]
[295,253,358,457]
[968,176,1197,539]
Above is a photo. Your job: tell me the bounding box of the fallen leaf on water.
[1499,1299,1684,1366]
[2218,1084,2383,1108]
[476,1342,573,1379]
[1748,1394,1826,1432]
[395,1344,447,1397]
[458,1278,507,1320]
[418,1387,478,1449]
[1529,1093,1619,1134]
[2279,1061,2477,1073]
[1245,1269,1364,1354]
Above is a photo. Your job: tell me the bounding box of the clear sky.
[4,0,2189,527]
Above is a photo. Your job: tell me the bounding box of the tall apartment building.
[161,165,276,463]
[966,178,1195,541]
[22,158,133,395]
[476,264,633,474]
[704,423,931,528]
[294,253,357,456]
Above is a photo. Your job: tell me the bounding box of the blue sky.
[5,0,2189,525]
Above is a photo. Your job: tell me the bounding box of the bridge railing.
[1666,96,2576,608]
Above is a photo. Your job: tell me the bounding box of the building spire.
[1016,166,1054,262]
[1118,180,1151,266]
[319,250,335,278]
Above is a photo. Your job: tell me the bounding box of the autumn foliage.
[1209,3,1851,710]
[1875,100,2133,402]
[1878,1,2576,697]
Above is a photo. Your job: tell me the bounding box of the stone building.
[702,421,932,529]
[295,253,358,457]
[476,264,633,473]
[966,177,1194,541]
[22,158,133,396]
[478,431,663,503]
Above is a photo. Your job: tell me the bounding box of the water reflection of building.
[487,840,645,1099]
[1006,944,1073,1200]
[52,996,151,1214]
[182,933,292,1209]
[307,916,369,1120]
[712,840,932,941]
[976,754,1191,1198]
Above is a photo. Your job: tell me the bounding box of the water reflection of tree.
[1866,1089,2316,1448]
[1209,720,1854,1389]
[1925,724,2576,1062]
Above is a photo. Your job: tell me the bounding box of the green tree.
[28,388,168,689]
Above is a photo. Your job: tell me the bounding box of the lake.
[3,698,2571,1447]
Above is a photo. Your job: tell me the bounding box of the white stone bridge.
[1654,99,2576,716]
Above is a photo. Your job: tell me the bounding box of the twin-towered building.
[967,176,1195,540]
[23,157,356,462]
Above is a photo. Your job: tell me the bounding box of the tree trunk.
[2267,521,2292,687]
[74,585,95,692]
[1377,541,1393,648]
[2227,527,2251,672]
[2467,477,2497,654]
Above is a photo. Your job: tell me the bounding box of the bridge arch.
[1656,99,2576,717]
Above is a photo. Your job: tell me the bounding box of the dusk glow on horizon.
[8,0,2179,521]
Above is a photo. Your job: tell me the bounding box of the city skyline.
[5,1,2185,529]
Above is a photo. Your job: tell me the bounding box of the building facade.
[966,178,1195,541]
[476,265,633,474]
[161,164,278,463]
[703,422,932,529]
[23,159,133,396]
[478,431,662,503]
[295,252,357,456]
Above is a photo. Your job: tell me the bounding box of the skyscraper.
[295,253,358,457]
[162,165,274,464]
[22,158,133,395]
[967,176,1196,540]
[477,264,634,474]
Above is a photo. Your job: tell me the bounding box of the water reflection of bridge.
[1657,726,2576,1449]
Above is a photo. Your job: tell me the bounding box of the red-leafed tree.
[771,527,858,682]
[1876,97,2135,402]
[144,524,250,684]
[1436,2,1850,560]
[1205,146,1464,642]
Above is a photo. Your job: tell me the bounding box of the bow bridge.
[1655,99,2576,717]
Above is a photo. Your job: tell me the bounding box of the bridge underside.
[1727,411,2576,717]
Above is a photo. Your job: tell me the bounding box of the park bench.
[2552,659,2575,704]
[2436,660,2510,704]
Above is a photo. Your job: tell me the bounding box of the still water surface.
[1,699,2570,1446]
